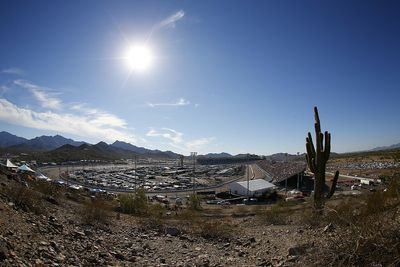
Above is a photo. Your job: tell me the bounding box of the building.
[229,179,276,197]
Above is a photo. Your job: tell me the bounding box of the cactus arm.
[307,132,316,156]
[314,106,321,133]
[324,132,331,161]
[327,170,339,199]
[305,145,316,173]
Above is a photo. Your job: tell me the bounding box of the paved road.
[250,164,267,180]
[323,171,377,182]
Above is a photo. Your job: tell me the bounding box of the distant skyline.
[0,1,399,155]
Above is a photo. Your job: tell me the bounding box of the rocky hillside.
[0,173,399,266]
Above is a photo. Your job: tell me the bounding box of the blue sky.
[0,0,399,155]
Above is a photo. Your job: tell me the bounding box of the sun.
[124,45,154,72]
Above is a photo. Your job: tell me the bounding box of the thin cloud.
[1,68,25,76]
[14,80,62,110]
[0,98,140,144]
[147,128,183,144]
[0,85,9,97]
[147,98,190,108]
[146,127,214,153]
[157,10,185,29]
[70,103,127,128]
[146,10,185,42]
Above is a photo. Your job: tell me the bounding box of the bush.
[118,188,148,215]
[32,180,59,197]
[187,193,202,211]
[138,216,165,232]
[317,176,400,266]
[194,219,235,241]
[81,197,111,226]
[32,180,61,202]
[175,208,199,222]
[6,183,44,214]
[258,204,289,225]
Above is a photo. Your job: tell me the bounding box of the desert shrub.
[276,199,300,207]
[175,208,200,222]
[138,216,165,232]
[187,193,202,211]
[80,197,111,226]
[317,180,400,266]
[148,203,166,218]
[6,183,44,214]
[32,180,61,201]
[232,204,255,217]
[118,188,148,215]
[298,208,325,227]
[385,177,400,198]
[194,219,235,241]
[258,204,289,225]
[32,180,59,196]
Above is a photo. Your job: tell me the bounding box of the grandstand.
[257,160,308,189]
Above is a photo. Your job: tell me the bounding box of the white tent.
[18,164,35,173]
[36,173,51,181]
[3,159,18,169]
[229,179,276,197]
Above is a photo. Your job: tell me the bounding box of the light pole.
[191,152,197,194]
[247,164,250,201]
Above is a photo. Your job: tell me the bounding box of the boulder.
[165,227,181,237]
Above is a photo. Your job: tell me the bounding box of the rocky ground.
[0,174,369,267]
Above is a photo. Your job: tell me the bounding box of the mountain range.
[369,143,400,152]
[0,131,181,160]
[0,132,239,160]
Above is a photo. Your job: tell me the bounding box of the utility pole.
[191,152,197,194]
[285,177,288,197]
[134,155,137,191]
[285,153,288,196]
[297,173,300,191]
[247,164,250,201]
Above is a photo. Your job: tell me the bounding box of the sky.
[0,0,399,156]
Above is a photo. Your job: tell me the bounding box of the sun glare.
[125,45,154,72]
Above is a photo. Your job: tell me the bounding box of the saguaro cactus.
[306,107,339,210]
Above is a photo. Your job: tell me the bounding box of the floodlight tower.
[191,152,197,194]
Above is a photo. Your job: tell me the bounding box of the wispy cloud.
[146,10,185,42]
[146,127,214,153]
[0,98,140,144]
[14,80,62,110]
[156,10,185,29]
[0,85,9,97]
[147,98,190,108]
[71,103,127,129]
[147,128,183,144]
[1,67,25,76]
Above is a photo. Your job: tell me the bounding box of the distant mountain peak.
[0,131,28,147]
